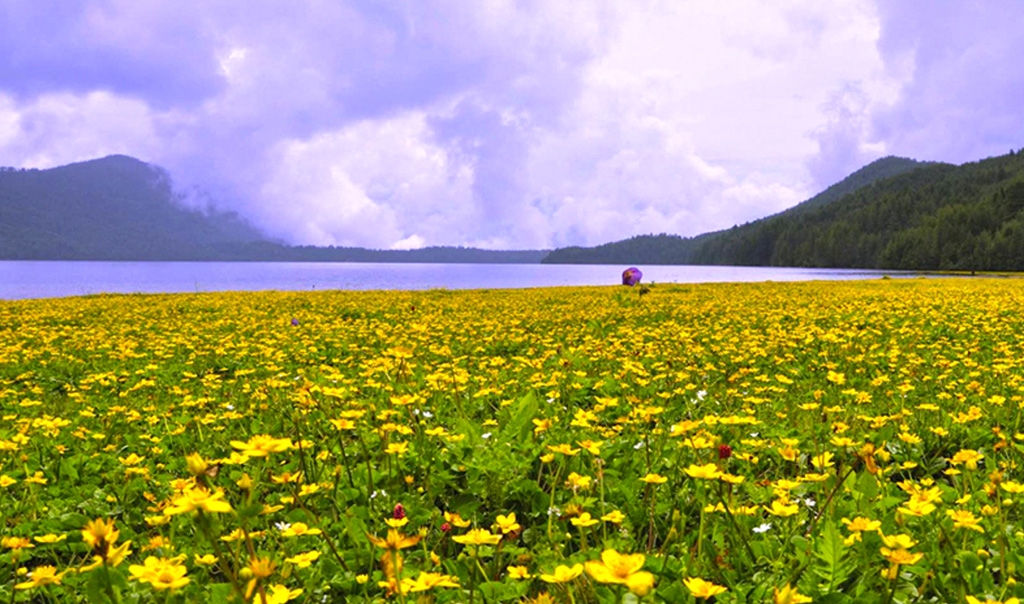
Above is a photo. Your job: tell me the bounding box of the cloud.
[869,1,1024,163]
[3,1,1021,250]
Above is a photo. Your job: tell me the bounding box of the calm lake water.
[0,261,903,300]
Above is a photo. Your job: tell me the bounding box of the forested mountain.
[543,151,1024,270]
[0,155,265,260]
[0,156,546,262]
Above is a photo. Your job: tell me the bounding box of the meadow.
[1,279,1023,604]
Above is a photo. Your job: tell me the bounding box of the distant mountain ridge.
[542,156,934,265]
[542,151,1024,271]
[0,155,265,260]
[0,156,546,263]
[7,151,1024,270]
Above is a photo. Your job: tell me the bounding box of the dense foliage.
[3,279,1024,603]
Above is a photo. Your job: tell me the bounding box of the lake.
[0,261,905,300]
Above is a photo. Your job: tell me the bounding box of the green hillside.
[0,155,264,260]
[543,152,1024,270]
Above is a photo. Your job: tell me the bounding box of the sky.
[1,1,1023,250]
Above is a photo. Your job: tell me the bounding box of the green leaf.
[810,521,854,594]
[499,390,539,445]
[84,570,113,604]
[476,581,521,602]
[855,470,879,500]
[208,582,237,604]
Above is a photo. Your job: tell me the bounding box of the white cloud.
[0,91,164,169]
[7,0,1021,251]
[255,111,475,249]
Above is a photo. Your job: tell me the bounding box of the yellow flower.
[248,557,278,579]
[571,512,599,527]
[400,571,460,592]
[163,487,233,515]
[684,463,722,480]
[601,510,626,524]
[539,563,584,583]
[495,513,521,534]
[194,554,218,566]
[0,475,17,487]
[25,471,48,484]
[82,518,119,550]
[128,556,190,591]
[950,449,984,470]
[385,442,409,455]
[279,522,322,537]
[33,534,67,544]
[452,528,501,546]
[765,500,800,517]
[443,511,471,528]
[585,549,655,596]
[184,453,209,476]
[565,472,592,489]
[507,565,532,579]
[881,548,924,566]
[285,550,321,568]
[80,518,131,568]
[263,584,303,604]
[367,529,422,551]
[774,583,813,604]
[1001,481,1024,494]
[811,451,835,470]
[684,577,728,599]
[640,473,668,484]
[946,509,985,532]
[880,534,917,550]
[966,597,1020,604]
[119,453,145,466]
[898,499,936,517]
[842,517,881,534]
[229,434,293,457]
[329,418,356,430]
[15,566,65,590]
[547,443,580,456]
[105,541,133,568]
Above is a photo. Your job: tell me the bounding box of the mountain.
[0,155,265,260]
[690,152,1024,270]
[0,155,547,263]
[542,153,1024,270]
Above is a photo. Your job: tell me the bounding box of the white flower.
[481,432,492,439]
[753,523,773,534]
[634,440,646,450]
[225,404,235,411]
[275,522,291,531]
[421,411,433,419]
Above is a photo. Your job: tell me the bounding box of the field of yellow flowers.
[2,278,1024,604]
